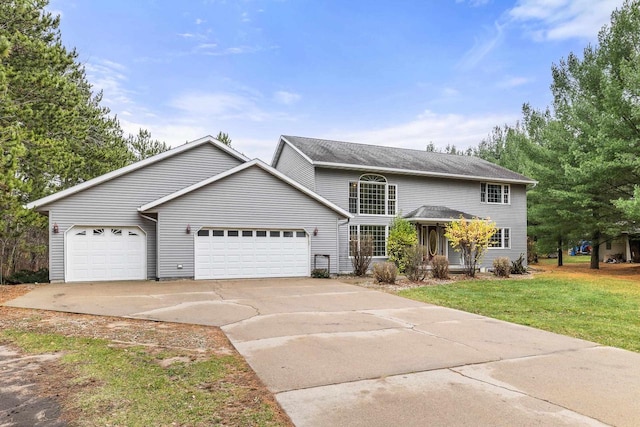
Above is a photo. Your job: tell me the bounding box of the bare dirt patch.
[0,284,292,426]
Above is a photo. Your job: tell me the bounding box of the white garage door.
[195,229,309,279]
[66,226,146,282]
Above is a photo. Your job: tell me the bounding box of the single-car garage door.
[195,229,309,279]
[66,226,146,282]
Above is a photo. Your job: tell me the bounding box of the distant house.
[599,232,640,263]
[27,135,535,283]
[272,136,536,273]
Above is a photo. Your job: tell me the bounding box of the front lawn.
[399,270,640,352]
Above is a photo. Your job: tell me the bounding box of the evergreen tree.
[0,0,164,279]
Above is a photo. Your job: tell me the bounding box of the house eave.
[26,136,250,211]
[312,161,537,185]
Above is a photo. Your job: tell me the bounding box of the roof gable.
[26,136,249,210]
[139,159,352,219]
[277,135,536,185]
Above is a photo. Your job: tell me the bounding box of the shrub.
[405,245,428,282]
[373,262,397,284]
[350,235,373,276]
[311,268,330,278]
[5,268,49,284]
[445,217,497,277]
[493,257,511,277]
[430,255,449,280]
[387,216,418,273]
[511,253,528,275]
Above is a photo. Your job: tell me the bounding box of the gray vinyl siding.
[314,167,528,272]
[148,166,343,279]
[273,143,316,190]
[43,144,243,281]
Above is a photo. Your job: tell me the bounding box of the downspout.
[337,217,350,275]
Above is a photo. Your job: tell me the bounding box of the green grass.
[1,331,281,426]
[399,275,640,352]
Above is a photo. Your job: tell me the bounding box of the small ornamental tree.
[444,217,497,277]
[350,235,373,276]
[387,216,418,273]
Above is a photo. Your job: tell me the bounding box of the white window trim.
[348,224,388,257]
[488,227,511,249]
[349,174,397,216]
[481,182,511,205]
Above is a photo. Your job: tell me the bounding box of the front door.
[420,225,440,260]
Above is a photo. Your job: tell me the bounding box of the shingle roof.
[280,135,535,184]
[404,206,478,221]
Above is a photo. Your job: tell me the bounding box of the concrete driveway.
[6,278,640,426]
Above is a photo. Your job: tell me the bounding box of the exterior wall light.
[186,224,191,234]
[313,227,318,236]
[52,223,59,234]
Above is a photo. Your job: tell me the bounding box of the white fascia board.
[271,136,315,167]
[139,159,353,219]
[408,217,464,222]
[26,135,250,210]
[313,161,537,186]
[253,159,352,218]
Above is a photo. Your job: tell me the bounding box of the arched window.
[348,174,396,215]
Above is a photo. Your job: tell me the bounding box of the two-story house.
[26,135,534,283]
[272,136,536,273]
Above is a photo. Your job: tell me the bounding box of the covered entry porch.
[404,205,478,269]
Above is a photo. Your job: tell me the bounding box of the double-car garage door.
[195,229,309,279]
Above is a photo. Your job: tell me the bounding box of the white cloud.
[273,91,301,105]
[84,59,133,106]
[508,0,623,41]
[441,87,460,97]
[496,76,533,88]
[195,18,205,25]
[169,91,298,123]
[335,110,520,152]
[457,21,505,70]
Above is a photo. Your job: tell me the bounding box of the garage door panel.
[195,229,309,279]
[66,226,146,282]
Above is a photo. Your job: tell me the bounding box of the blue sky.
[48,0,623,161]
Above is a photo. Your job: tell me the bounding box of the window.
[111,228,122,235]
[349,224,387,257]
[481,183,510,204]
[256,230,267,237]
[283,231,294,237]
[489,228,510,249]
[270,231,280,237]
[242,230,253,237]
[296,231,306,238]
[197,229,209,237]
[348,174,397,215]
[93,228,104,235]
[212,230,224,237]
[228,230,239,237]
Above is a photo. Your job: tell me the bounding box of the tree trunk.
[557,237,563,267]
[590,231,600,269]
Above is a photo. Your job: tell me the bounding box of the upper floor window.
[349,174,397,215]
[481,183,510,204]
